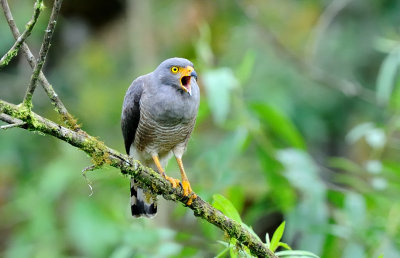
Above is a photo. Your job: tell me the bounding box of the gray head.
[154,57,198,96]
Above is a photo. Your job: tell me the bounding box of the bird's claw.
[164,175,180,188]
[181,180,192,196]
[182,180,197,206]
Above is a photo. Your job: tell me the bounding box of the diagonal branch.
[0,99,276,258]
[1,0,79,130]
[23,0,63,107]
[0,0,42,69]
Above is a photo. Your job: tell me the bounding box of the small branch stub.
[0,122,26,130]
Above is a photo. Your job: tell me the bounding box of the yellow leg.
[152,155,180,188]
[176,157,197,205]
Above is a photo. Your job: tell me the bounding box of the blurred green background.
[1,0,400,257]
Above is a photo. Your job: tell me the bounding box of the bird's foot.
[182,180,197,206]
[163,174,180,188]
[181,180,192,196]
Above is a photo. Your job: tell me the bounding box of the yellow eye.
[171,66,179,73]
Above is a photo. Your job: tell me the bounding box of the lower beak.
[180,66,195,95]
[181,83,192,96]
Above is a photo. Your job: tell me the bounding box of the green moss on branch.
[0,0,43,69]
[0,99,276,258]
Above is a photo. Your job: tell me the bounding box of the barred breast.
[134,107,195,156]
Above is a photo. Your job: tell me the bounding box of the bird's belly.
[134,118,192,156]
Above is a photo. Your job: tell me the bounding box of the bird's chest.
[135,104,194,153]
[144,90,197,124]
[134,87,198,153]
[135,115,192,154]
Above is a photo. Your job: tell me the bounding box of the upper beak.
[180,66,196,96]
[190,70,197,80]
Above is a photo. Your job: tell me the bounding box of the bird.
[121,57,200,218]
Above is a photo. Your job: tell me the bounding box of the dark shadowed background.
[1,0,400,257]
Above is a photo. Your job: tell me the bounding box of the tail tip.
[131,202,157,218]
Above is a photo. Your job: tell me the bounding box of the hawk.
[121,57,200,217]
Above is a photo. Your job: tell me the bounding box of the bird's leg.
[175,157,197,205]
[152,155,180,188]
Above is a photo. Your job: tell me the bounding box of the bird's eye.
[171,66,179,73]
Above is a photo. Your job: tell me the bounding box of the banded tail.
[130,178,157,218]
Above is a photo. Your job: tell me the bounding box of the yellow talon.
[152,155,180,188]
[175,157,197,205]
[182,179,197,205]
[182,180,192,196]
[164,175,180,188]
[186,194,197,206]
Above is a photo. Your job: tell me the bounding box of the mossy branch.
[23,0,63,107]
[0,0,42,69]
[0,99,276,257]
[1,0,80,130]
[0,0,277,256]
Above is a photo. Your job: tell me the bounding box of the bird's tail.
[130,178,157,218]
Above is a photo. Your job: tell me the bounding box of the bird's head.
[156,57,198,96]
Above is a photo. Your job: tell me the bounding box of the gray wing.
[121,77,144,155]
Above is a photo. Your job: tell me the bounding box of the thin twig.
[0,113,26,130]
[82,165,96,197]
[0,113,22,124]
[0,122,26,130]
[1,0,78,130]
[0,99,277,258]
[82,164,97,173]
[23,0,63,107]
[0,113,17,123]
[0,0,42,69]
[1,0,39,67]
[306,0,353,61]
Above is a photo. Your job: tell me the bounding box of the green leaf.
[374,37,399,53]
[345,122,374,143]
[278,242,292,250]
[389,78,400,110]
[269,221,286,252]
[265,233,270,248]
[229,238,238,258]
[376,47,400,105]
[275,250,320,258]
[195,22,213,66]
[250,103,305,149]
[215,246,230,258]
[346,123,386,149]
[203,68,239,125]
[217,240,229,247]
[212,194,242,223]
[227,185,245,214]
[328,157,363,174]
[236,50,256,84]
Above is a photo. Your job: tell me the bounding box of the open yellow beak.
[180,66,194,95]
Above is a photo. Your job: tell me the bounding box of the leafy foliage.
[1,0,400,257]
